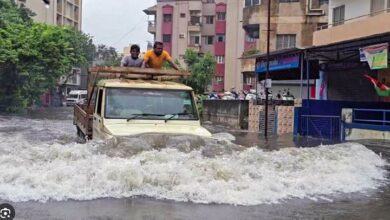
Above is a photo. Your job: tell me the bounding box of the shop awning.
[241,48,319,80]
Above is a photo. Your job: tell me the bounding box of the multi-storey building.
[144,0,245,92]
[241,0,328,97]
[17,0,82,30]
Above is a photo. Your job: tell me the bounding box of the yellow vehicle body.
[73,67,212,140]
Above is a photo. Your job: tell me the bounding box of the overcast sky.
[82,0,156,53]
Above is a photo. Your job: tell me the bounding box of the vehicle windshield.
[105,88,198,120]
[68,94,79,99]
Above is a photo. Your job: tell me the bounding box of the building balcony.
[313,10,390,46]
[242,5,260,26]
[241,58,256,73]
[148,21,156,33]
[187,44,201,53]
[188,22,201,32]
[143,5,157,15]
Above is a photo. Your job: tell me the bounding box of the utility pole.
[264,0,271,137]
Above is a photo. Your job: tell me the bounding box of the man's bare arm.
[141,60,147,68]
[168,60,180,71]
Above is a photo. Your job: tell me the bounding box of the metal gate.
[300,115,341,140]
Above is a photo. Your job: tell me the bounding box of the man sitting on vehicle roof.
[121,44,143,67]
[142,41,179,70]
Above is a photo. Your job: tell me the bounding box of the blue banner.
[256,55,300,74]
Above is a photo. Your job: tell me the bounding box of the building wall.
[225,0,245,91]
[151,0,244,92]
[17,0,56,24]
[17,0,82,30]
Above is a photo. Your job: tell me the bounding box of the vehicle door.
[93,88,105,139]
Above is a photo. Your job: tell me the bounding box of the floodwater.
[0,107,389,220]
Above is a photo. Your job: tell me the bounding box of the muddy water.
[0,107,389,220]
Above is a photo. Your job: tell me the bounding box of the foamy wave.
[0,134,387,205]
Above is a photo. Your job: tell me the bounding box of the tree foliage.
[0,0,34,27]
[0,0,93,112]
[94,44,122,66]
[183,49,215,94]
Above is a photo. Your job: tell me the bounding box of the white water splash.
[0,115,388,205]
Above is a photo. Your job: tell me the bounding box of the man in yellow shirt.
[142,41,179,70]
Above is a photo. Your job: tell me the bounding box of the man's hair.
[130,44,140,52]
[153,41,163,48]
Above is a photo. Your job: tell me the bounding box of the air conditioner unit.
[179,33,186,38]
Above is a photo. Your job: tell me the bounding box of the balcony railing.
[187,44,201,52]
[317,8,390,31]
[188,21,201,32]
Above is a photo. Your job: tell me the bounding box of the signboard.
[360,43,388,70]
[256,55,300,74]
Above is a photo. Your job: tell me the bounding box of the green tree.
[0,0,34,27]
[94,44,122,66]
[0,0,93,112]
[183,49,215,94]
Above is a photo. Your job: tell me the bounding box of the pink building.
[144,0,246,92]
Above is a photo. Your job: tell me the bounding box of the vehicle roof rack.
[88,66,190,78]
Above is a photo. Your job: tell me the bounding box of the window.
[96,89,103,116]
[215,76,224,83]
[180,13,186,18]
[206,0,215,3]
[388,0,390,9]
[319,0,328,5]
[276,34,296,49]
[163,14,172,22]
[244,24,260,39]
[216,34,225,42]
[245,34,256,42]
[190,35,200,45]
[204,36,214,45]
[190,16,201,25]
[216,12,226,21]
[279,0,299,2]
[216,56,225,64]
[163,34,171,43]
[244,75,254,84]
[205,16,214,24]
[245,0,260,7]
[371,0,385,14]
[317,23,327,29]
[333,5,345,26]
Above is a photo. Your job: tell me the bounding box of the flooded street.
[0,107,389,220]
